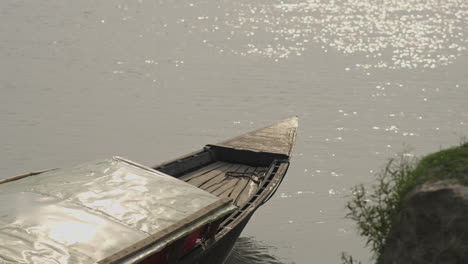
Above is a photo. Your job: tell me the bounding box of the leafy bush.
[342,142,468,263]
[341,252,363,264]
[345,155,417,263]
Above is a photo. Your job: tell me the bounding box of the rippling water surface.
[1,0,467,263]
[226,237,288,264]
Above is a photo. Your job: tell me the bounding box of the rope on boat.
[225,171,265,184]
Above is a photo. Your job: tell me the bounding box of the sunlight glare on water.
[189,0,467,70]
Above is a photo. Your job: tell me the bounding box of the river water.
[1,0,467,263]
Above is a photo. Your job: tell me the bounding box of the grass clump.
[410,142,468,186]
[342,142,468,263]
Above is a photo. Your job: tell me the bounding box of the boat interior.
[154,145,289,208]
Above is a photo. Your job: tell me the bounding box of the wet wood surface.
[179,161,228,181]
[186,163,234,187]
[210,116,298,156]
[229,166,256,203]
[183,163,267,207]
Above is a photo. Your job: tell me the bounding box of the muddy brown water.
[1,0,467,263]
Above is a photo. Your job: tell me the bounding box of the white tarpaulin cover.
[0,157,235,264]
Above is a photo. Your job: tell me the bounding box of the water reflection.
[189,0,467,69]
[226,237,290,264]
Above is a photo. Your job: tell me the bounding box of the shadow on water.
[225,237,291,264]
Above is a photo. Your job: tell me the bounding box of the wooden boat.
[153,116,298,264]
[0,117,298,264]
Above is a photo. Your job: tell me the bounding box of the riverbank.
[344,142,468,263]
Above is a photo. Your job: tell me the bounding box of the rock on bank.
[381,180,468,263]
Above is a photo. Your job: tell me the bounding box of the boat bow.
[209,117,298,158]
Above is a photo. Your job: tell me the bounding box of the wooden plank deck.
[179,161,228,181]
[181,162,268,207]
[230,166,257,205]
[186,163,234,187]
[203,165,248,192]
[209,116,298,156]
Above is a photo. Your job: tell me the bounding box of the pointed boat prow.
[209,116,298,158]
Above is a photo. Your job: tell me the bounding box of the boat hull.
[178,212,254,264]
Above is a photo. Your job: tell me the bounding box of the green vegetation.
[342,142,468,263]
[341,252,363,264]
[410,142,468,186]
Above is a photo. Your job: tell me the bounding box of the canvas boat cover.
[0,157,236,264]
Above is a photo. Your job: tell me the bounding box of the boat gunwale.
[217,160,289,234]
[0,168,58,185]
[96,197,234,264]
